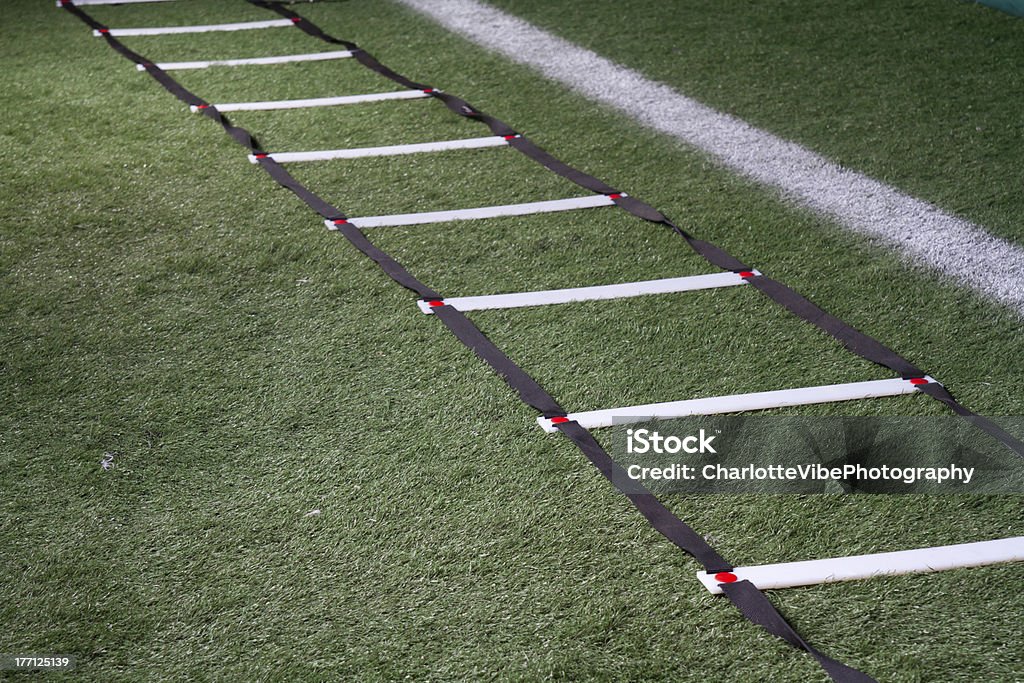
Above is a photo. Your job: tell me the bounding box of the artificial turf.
[1,1,1021,681]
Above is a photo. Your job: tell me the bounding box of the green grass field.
[1,1,1022,681]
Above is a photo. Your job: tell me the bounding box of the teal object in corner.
[976,0,1024,17]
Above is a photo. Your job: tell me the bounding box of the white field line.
[696,536,1024,594]
[417,271,757,313]
[395,0,1024,316]
[537,377,932,432]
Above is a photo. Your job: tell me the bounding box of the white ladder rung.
[537,377,935,432]
[138,50,354,72]
[698,536,1024,594]
[94,19,293,37]
[61,0,172,5]
[194,89,430,113]
[326,194,618,230]
[418,271,759,313]
[250,135,514,164]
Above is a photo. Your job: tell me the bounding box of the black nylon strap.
[95,31,210,109]
[196,106,264,150]
[507,137,619,195]
[140,63,209,108]
[722,580,877,683]
[431,305,565,417]
[58,1,104,31]
[335,222,441,300]
[255,157,346,220]
[556,421,733,573]
[246,0,359,51]
[431,92,519,137]
[747,275,925,378]
[917,382,1024,458]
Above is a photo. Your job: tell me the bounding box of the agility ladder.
[57,1,1024,680]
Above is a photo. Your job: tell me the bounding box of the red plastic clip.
[739,271,755,278]
[503,134,518,141]
[714,572,738,584]
[909,378,929,385]
[254,153,269,159]
[195,104,210,110]
[422,88,436,94]
[98,28,110,34]
[332,219,348,226]
[608,193,622,200]
[550,416,570,424]
[290,17,301,23]
[427,300,445,308]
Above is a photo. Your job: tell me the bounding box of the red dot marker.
[254,153,269,159]
[550,416,569,424]
[290,17,301,23]
[608,193,622,200]
[427,300,445,308]
[909,378,929,385]
[739,271,755,278]
[422,88,435,94]
[332,219,348,226]
[503,134,518,141]
[715,572,738,583]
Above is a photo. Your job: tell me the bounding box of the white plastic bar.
[194,89,430,113]
[537,377,935,432]
[698,536,1024,594]
[138,51,353,72]
[93,19,292,37]
[326,194,618,230]
[250,136,512,164]
[417,271,759,314]
[61,0,171,5]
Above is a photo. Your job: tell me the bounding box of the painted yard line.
[325,194,617,229]
[250,135,511,163]
[697,536,1024,594]
[94,19,292,37]
[418,271,757,313]
[395,0,1024,316]
[139,51,354,72]
[191,90,430,113]
[537,377,933,432]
